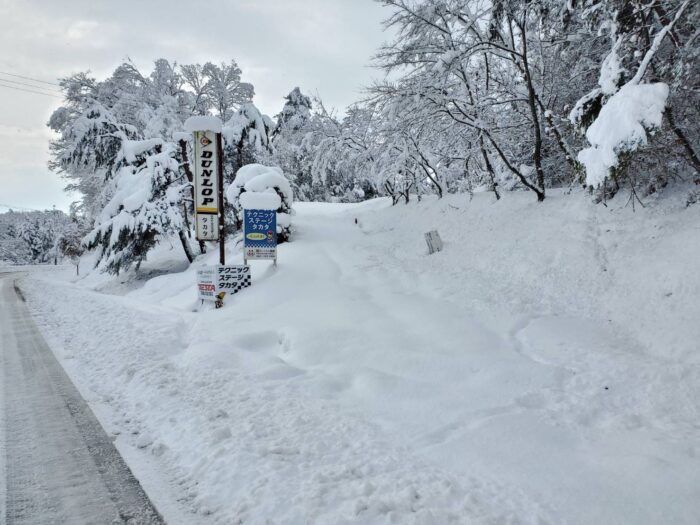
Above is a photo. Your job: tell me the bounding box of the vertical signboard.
[244,209,277,261]
[196,266,217,301]
[193,130,220,241]
[424,230,443,254]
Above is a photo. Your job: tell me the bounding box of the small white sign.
[196,267,217,301]
[196,213,219,241]
[425,230,443,254]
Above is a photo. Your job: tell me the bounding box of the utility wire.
[0,82,62,98]
[0,77,62,94]
[0,70,60,86]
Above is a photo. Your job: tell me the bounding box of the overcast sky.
[0,0,389,211]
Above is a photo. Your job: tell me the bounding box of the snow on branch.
[577,0,690,188]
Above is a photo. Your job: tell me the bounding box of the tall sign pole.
[216,133,225,266]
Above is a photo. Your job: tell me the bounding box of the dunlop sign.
[193,130,220,241]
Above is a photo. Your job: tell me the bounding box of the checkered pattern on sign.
[217,276,251,294]
[233,275,251,294]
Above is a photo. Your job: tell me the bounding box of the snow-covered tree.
[273,87,313,137]
[569,0,699,198]
[226,164,294,242]
[48,57,263,273]
[84,139,192,274]
[56,214,89,274]
[267,88,315,197]
[14,209,70,264]
[222,103,274,181]
[49,99,140,219]
[181,61,254,121]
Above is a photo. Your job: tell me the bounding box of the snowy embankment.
[20,189,700,524]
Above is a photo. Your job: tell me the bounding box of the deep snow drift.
[19,189,700,524]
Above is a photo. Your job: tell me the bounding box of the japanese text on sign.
[193,130,220,241]
[197,265,251,301]
[244,209,277,260]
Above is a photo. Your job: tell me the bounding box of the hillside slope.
[21,189,700,524]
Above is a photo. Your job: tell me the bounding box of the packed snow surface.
[20,190,700,524]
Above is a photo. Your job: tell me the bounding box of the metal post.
[217,133,225,266]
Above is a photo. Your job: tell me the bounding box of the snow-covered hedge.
[226,164,293,242]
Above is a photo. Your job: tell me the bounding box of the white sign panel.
[193,130,220,241]
[196,265,251,302]
[196,266,217,301]
[245,247,277,260]
[424,230,443,254]
[196,213,218,241]
[216,265,251,295]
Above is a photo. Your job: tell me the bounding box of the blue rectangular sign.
[244,209,277,260]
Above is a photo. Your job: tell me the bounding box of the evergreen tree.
[84,140,191,274]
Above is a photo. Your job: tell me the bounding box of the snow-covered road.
[0,272,162,524]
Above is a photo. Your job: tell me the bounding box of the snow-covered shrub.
[226,164,293,242]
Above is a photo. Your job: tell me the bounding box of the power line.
[0,77,62,94]
[0,70,60,86]
[0,82,62,99]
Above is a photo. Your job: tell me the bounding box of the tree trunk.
[666,104,700,176]
[178,229,195,263]
[479,135,500,200]
[520,20,546,199]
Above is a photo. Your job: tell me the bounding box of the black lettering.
[202,160,212,168]
[202,151,213,158]
[202,170,213,177]
[203,188,213,196]
[202,198,214,205]
[202,179,213,186]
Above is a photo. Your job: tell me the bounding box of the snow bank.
[21,190,700,524]
[578,82,669,187]
[183,115,223,134]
